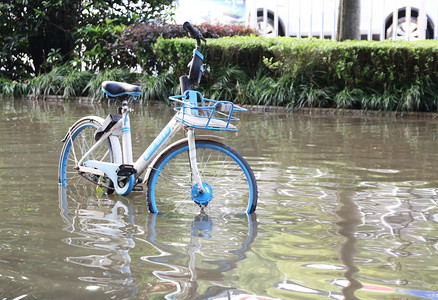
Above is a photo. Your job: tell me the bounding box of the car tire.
[257,11,285,37]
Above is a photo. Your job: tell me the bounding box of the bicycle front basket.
[169,91,246,132]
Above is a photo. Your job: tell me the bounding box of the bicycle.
[58,22,258,215]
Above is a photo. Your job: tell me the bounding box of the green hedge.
[3,36,438,112]
[155,37,438,111]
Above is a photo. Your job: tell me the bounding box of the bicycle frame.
[67,22,236,197]
[73,98,216,196]
[59,22,257,215]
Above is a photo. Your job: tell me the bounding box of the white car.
[175,0,438,40]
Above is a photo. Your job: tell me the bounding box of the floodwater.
[1,97,438,300]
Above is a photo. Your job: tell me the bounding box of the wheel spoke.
[59,120,115,190]
[153,168,192,190]
[147,141,257,215]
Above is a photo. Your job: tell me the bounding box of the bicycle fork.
[187,128,205,194]
[187,128,214,208]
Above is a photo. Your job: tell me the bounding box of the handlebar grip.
[183,21,199,39]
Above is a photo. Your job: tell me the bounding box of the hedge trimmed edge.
[2,36,438,112]
[154,36,438,112]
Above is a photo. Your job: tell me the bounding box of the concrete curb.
[28,95,438,119]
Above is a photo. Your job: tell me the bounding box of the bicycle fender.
[61,115,123,164]
[142,135,224,184]
[61,116,105,142]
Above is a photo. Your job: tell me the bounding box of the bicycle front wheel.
[147,140,257,215]
[58,117,121,188]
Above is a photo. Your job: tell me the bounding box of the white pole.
[381,0,386,40]
[286,0,290,36]
[246,0,257,30]
[392,7,398,40]
[264,0,268,36]
[368,0,373,40]
[333,0,337,40]
[310,0,313,37]
[406,5,411,41]
[419,0,427,40]
[436,1,438,39]
[321,0,325,39]
[298,0,302,38]
[275,0,279,37]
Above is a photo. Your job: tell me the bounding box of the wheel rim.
[257,19,275,37]
[148,142,256,216]
[387,17,420,40]
[60,123,113,187]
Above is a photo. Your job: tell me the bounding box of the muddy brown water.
[1,98,437,299]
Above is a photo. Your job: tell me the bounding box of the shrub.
[74,19,125,72]
[155,36,438,112]
[5,35,438,112]
[27,66,92,100]
[197,23,258,38]
[139,71,179,103]
[109,22,258,72]
[154,36,275,80]
[0,78,29,97]
[110,22,186,73]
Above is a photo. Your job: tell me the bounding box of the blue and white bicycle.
[58,22,258,215]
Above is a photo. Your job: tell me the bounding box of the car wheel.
[257,11,285,37]
[386,16,433,40]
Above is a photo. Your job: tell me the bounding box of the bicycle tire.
[147,140,257,215]
[58,117,120,188]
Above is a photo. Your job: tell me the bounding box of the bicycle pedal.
[132,185,144,192]
[116,164,137,176]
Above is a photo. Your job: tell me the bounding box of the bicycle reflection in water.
[58,186,263,299]
[58,186,139,299]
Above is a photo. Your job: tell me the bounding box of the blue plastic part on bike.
[169,90,247,131]
[83,160,135,196]
[195,49,204,60]
[188,90,199,116]
[191,182,213,206]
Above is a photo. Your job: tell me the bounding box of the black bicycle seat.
[102,81,141,98]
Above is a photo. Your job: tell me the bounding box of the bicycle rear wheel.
[58,117,121,188]
[147,140,257,215]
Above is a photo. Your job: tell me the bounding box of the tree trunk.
[337,0,361,41]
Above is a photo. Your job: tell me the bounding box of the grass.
[28,66,69,99]
[0,78,29,97]
[2,64,438,114]
[139,72,178,103]
[333,88,365,110]
[208,66,248,102]
[62,69,92,99]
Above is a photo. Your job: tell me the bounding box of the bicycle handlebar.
[183,21,206,46]
[183,22,198,38]
[180,22,206,92]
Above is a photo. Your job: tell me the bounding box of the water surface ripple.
[0,99,437,299]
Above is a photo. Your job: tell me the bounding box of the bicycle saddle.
[102,81,141,97]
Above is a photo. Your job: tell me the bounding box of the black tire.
[257,10,285,37]
[385,11,434,40]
